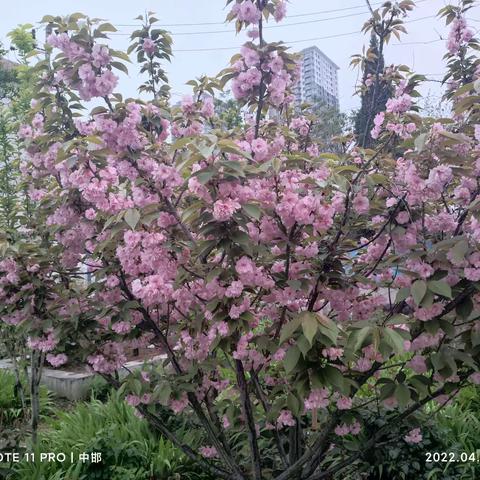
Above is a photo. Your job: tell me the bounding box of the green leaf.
[439,130,468,143]
[409,375,430,398]
[428,280,452,299]
[96,23,117,33]
[111,61,129,75]
[322,365,345,391]
[395,384,411,407]
[287,393,301,416]
[284,345,301,374]
[456,297,473,320]
[395,287,410,304]
[124,209,141,229]
[230,231,250,246]
[472,329,480,347]
[280,318,301,344]
[296,335,312,357]
[157,383,172,405]
[171,136,193,151]
[350,326,372,352]
[194,169,215,185]
[414,133,428,152]
[301,313,318,345]
[242,203,261,220]
[111,50,132,62]
[316,313,339,344]
[379,382,396,400]
[383,328,407,354]
[411,280,427,305]
[450,239,469,264]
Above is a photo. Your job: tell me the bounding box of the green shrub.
[320,389,480,480]
[0,370,53,427]
[10,392,214,480]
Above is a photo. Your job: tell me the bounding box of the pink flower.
[353,194,369,214]
[241,46,260,68]
[213,198,241,222]
[201,96,215,118]
[469,372,480,384]
[92,44,111,68]
[304,388,330,410]
[225,280,244,298]
[251,138,270,161]
[407,355,428,374]
[199,446,218,458]
[464,267,480,281]
[170,393,188,414]
[277,409,296,428]
[126,394,141,407]
[404,428,422,444]
[335,422,362,436]
[112,321,132,334]
[335,424,350,436]
[237,1,261,24]
[222,415,231,429]
[46,353,68,368]
[85,208,96,220]
[447,16,473,55]
[236,256,255,275]
[322,347,344,361]
[336,396,352,410]
[274,1,287,22]
[414,303,444,322]
[386,94,412,114]
[142,38,156,55]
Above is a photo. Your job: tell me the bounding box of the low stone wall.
[0,355,166,401]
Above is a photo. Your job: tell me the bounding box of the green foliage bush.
[0,370,52,427]
[320,387,480,480]
[10,392,214,480]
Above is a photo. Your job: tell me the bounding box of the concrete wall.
[0,355,166,401]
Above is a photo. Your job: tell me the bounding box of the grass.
[10,391,214,480]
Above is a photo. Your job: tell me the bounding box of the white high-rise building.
[294,46,339,109]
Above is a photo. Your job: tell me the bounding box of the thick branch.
[236,360,262,479]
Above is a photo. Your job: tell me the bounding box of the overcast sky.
[2,0,480,111]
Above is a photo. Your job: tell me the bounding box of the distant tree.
[7,24,36,64]
[0,41,19,100]
[215,92,244,129]
[306,99,346,151]
[420,92,451,118]
[354,33,392,148]
[0,29,37,432]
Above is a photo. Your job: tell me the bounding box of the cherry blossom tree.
[2,0,480,478]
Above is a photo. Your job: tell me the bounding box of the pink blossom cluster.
[335,420,361,437]
[87,342,127,374]
[27,331,58,353]
[213,198,241,221]
[0,257,20,285]
[407,355,428,374]
[232,333,266,370]
[46,353,68,368]
[447,16,474,55]
[289,116,310,137]
[48,33,118,101]
[370,111,385,140]
[404,428,422,444]
[277,409,296,428]
[230,1,261,24]
[304,388,330,411]
[232,45,295,108]
[386,94,412,114]
[199,446,219,459]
